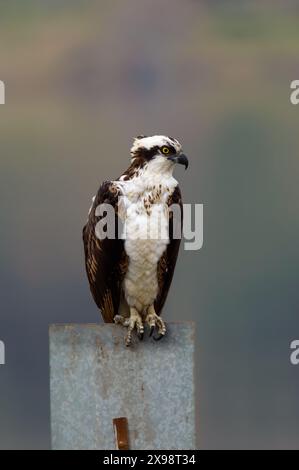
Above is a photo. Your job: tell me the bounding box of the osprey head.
[130,135,189,171]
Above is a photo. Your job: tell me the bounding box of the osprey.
[83,135,188,346]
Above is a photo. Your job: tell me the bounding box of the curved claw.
[138,331,144,341]
[153,332,166,341]
[149,326,155,337]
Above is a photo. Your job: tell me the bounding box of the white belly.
[123,208,169,311]
[115,168,178,313]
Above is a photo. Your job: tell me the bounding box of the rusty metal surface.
[50,322,196,450]
[113,417,130,450]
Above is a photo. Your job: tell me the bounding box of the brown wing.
[155,185,183,315]
[83,181,128,323]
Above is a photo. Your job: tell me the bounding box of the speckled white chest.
[115,165,178,312]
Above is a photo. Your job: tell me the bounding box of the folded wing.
[83,181,127,323]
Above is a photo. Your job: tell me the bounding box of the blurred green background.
[1,0,299,449]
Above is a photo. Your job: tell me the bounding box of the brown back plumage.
[83,179,183,322]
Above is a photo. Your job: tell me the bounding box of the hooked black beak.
[168,153,189,170]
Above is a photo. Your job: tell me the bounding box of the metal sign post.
[50,322,196,450]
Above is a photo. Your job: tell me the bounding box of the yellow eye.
[162,146,170,154]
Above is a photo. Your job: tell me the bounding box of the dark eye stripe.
[132,145,160,161]
[131,143,177,161]
[161,145,176,155]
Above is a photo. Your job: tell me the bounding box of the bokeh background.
[1,0,299,449]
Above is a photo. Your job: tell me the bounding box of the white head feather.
[130,135,182,156]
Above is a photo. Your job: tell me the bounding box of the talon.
[114,315,129,327]
[145,305,167,341]
[137,324,144,341]
[123,307,144,347]
[137,322,144,341]
[125,327,134,347]
[153,332,165,341]
[125,331,132,347]
[114,315,122,324]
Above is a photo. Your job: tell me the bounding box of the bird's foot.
[115,308,144,347]
[145,305,166,341]
[114,315,130,327]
